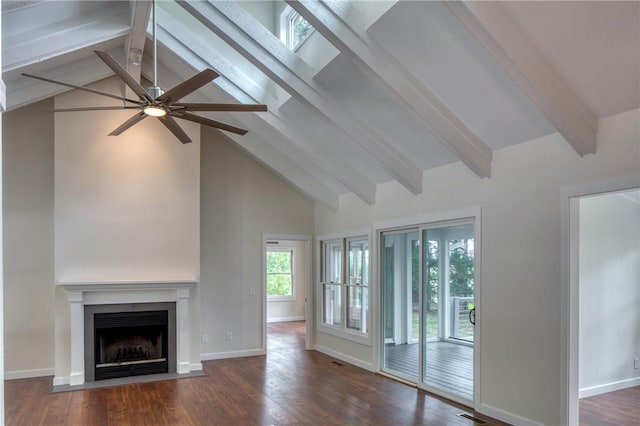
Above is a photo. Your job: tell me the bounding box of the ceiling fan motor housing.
[147,86,165,99]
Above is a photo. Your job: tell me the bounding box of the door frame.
[560,176,640,425]
[374,207,482,410]
[262,233,313,351]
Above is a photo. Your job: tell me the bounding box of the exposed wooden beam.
[156,4,377,205]
[446,1,597,156]
[6,49,126,111]
[288,0,492,178]
[3,3,130,72]
[147,36,341,210]
[177,0,423,195]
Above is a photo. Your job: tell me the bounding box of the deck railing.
[451,296,474,341]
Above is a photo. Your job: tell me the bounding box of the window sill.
[267,296,296,302]
[317,323,371,346]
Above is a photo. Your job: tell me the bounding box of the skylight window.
[279,6,314,51]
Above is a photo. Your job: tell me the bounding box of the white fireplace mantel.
[58,279,198,386]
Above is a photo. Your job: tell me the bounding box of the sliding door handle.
[469,308,476,326]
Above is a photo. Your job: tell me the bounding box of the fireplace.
[84,303,176,382]
[58,280,196,386]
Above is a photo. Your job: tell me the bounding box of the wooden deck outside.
[384,341,473,401]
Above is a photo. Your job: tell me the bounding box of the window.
[319,234,370,343]
[266,248,294,299]
[279,6,314,51]
[347,238,369,333]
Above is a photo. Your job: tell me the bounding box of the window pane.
[348,239,369,285]
[347,285,368,333]
[323,283,341,326]
[267,274,292,297]
[322,240,342,283]
[267,251,292,274]
[292,14,312,48]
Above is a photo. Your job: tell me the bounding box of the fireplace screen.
[94,310,169,380]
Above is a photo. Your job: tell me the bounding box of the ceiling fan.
[21,0,266,144]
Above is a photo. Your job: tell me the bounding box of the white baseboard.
[267,316,305,323]
[4,368,55,381]
[314,344,374,372]
[478,403,539,426]
[190,362,203,372]
[200,348,266,361]
[579,377,640,399]
[53,376,70,386]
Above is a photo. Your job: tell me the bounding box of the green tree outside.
[267,251,293,296]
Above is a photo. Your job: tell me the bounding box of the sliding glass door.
[421,223,475,402]
[381,219,477,404]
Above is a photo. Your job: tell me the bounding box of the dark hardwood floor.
[579,386,640,426]
[5,321,507,425]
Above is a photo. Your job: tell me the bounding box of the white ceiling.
[3,0,639,209]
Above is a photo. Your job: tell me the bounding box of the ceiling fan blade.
[172,111,248,135]
[94,50,152,102]
[109,112,147,136]
[172,103,268,112]
[157,69,219,105]
[50,106,141,112]
[158,116,192,144]
[22,73,141,105]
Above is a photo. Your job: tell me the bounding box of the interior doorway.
[262,234,312,352]
[380,213,480,407]
[562,178,640,425]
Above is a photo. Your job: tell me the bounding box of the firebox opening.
[94,310,169,381]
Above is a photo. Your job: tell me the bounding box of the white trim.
[5,368,55,380]
[314,344,375,372]
[267,316,305,323]
[53,376,70,386]
[560,175,640,426]
[579,377,640,399]
[190,362,203,372]
[317,324,371,346]
[477,403,538,426]
[200,349,265,361]
[262,234,313,351]
[372,207,481,234]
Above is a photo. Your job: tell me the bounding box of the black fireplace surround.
[84,303,176,382]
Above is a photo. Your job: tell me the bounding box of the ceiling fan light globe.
[143,105,167,117]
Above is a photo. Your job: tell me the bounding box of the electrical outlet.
[225,331,233,341]
[634,358,639,369]
[201,334,208,344]
[249,287,256,296]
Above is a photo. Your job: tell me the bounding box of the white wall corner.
[53,376,70,387]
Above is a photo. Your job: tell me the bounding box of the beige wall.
[2,99,55,375]
[199,126,314,358]
[313,108,640,425]
[54,78,200,282]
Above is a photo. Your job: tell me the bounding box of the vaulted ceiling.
[3,1,639,209]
